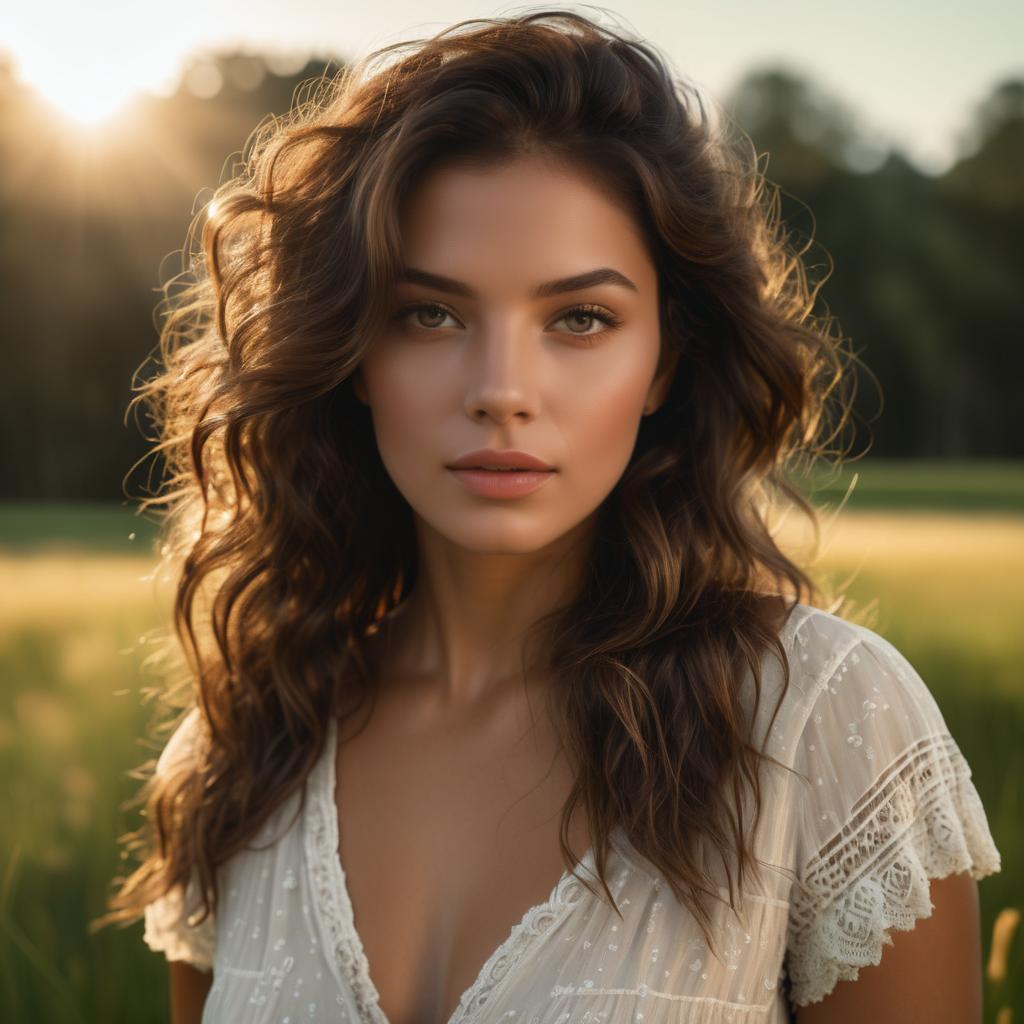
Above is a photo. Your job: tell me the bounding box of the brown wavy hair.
[94,6,867,961]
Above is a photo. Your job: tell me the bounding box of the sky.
[3,0,1021,174]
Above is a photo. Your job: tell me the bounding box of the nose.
[462,319,540,423]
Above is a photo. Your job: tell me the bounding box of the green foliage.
[790,457,1024,511]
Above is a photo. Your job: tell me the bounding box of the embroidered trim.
[785,731,1002,1008]
[304,717,389,1023]
[447,855,595,1023]
[306,716,603,1024]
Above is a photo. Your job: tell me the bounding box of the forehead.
[398,155,656,292]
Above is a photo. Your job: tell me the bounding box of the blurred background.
[1,1,1021,1021]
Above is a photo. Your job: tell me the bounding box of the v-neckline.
[305,714,604,1024]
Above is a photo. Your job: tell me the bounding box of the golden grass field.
[0,505,1021,1023]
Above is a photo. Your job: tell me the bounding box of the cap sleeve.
[784,628,1001,1009]
[141,708,217,973]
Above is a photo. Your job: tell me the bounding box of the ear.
[351,365,369,406]
[643,345,680,415]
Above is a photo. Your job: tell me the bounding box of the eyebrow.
[396,266,639,299]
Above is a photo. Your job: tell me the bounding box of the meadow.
[1,459,1021,1023]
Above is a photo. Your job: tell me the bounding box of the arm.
[143,710,218,1018]
[783,624,1000,1017]
[795,869,983,1023]
[169,960,214,1024]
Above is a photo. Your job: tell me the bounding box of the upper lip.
[447,448,555,471]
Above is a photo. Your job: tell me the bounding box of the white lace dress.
[142,602,1002,1022]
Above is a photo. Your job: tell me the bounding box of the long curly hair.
[95,6,865,961]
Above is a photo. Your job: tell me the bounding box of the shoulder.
[143,706,217,973]
[789,605,952,758]
[154,706,207,778]
[754,602,943,760]
[777,607,1003,1010]
[784,602,903,699]
[747,601,894,760]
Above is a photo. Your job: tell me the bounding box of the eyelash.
[393,301,624,344]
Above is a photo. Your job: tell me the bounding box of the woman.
[97,9,1002,1023]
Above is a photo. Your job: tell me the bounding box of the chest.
[332,685,593,1024]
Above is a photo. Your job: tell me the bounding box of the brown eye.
[395,302,459,330]
[415,304,449,328]
[552,303,623,339]
[564,310,599,334]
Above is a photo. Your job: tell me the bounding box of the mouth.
[445,448,556,472]
[446,465,557,499]
[450,466,556,472]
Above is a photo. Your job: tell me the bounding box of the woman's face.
[352,153,677,556]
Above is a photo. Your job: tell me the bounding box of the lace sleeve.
[141,708,216,973]
[783,631,1001,1009]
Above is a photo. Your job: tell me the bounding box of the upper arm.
[142,710,218,983]
[169,960,214,1024]
[781,621,1001,1015]
[795,870,983,1024]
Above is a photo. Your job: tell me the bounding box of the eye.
[394,302,460,331]
[392,300,623,343]
[550,303,623,342]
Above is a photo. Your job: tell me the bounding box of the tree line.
[0,51,1020,500]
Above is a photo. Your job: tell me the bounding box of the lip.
[447,467,556,499]
[446,448,555,471]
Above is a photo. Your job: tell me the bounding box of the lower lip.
[447,468,556,498]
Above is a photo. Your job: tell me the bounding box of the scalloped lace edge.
[785,736,1001,1008]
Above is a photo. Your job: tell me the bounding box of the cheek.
[564,353,652,468]
[360,353,441,465]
